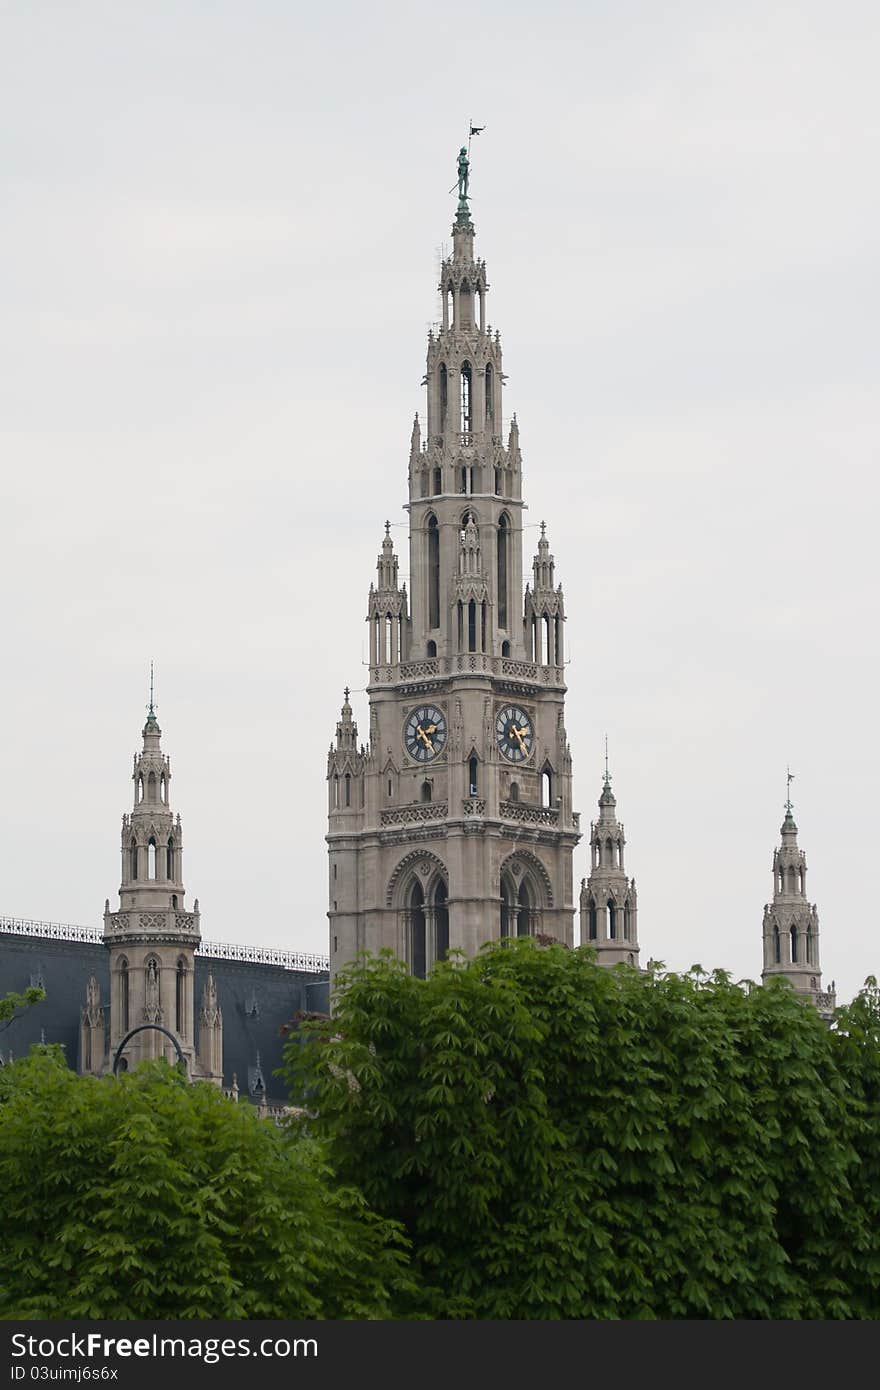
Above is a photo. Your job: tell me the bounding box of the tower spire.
[761,784,834,1019]
[580,760,639,967]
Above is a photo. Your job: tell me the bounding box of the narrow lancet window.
[460,362,472,434]
[427,515,440,629]
[485,363,494,422]
[497,515,509,630]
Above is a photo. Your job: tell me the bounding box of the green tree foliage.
[0,1049,410,1319]
[0,986,46,1034]
[283,942,880,1319]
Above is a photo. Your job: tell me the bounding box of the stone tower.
[579,761,639,966]
[328,159,580,987]
[761,786,835,1019]
[89,693,223,1079]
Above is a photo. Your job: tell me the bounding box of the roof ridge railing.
[0,916,329,975]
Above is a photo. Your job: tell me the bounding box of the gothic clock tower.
[328,155,580,986]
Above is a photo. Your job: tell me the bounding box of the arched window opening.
[427,515,440,630]
[517,879,532,937]
[628,953,635,966]
[420,468,429,498]
[386,613,394,663]
[457,601,464,650]
[433,467,442,495]
[798,867,804,894]
[130,839,138,881]
[544,614,552,665]
[805,932,813,965]
[790,925,798,963]
[460,362,472,434]
[445,286,453,329]
[147,770,157,801]
[137,775,144,804]
[495,468,502,494]
[333,775,339,809]
[427,639,437,658]
[434,880,449,962]
[460,282,472,329]
[778,869,784,894]
[500,876,515,937]
[409,881,426,980]
[119,959,129,1034]
[497,514,509,630]
[773,925,781,963]
[624,902,632,939]
[533,615,542,664]
[469,756,479,796]
[171,894,178,909]
[344,773,351,807]
[468,599,477,653]
[608,899,617,940]
[555,615,562,666]
[176,959,186,1034]
[166,838,174,881]
[160,775,166,804]
[485,363,494,422]
[542,770,553,808]
[439,363,448,426]
[148,838,157,881]
[387,778,393,798]
[588,901,598,941]
[502,639,511,657]
[509,781,519,802]
[421,780,432,804]
[481,602,487,652]
[460,465,469,494]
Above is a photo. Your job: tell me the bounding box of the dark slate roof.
[0,932,329,1105]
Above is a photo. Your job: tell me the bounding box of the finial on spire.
[148,660,155,717]
[604,735,611,789]
[785,765,795,815]
[343,686,351,704]
[385,519,391,537]
[540,520,546,540]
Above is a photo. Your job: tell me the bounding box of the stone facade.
[328,196,581,986]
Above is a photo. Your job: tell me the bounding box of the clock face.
[496,704,534,762]
[404,705,447,762]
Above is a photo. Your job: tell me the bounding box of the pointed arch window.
[485,362,494,423]
[118,958,129,1034]
[624,901,632,939]
[773,925,781,963]
[147,838,157,880]
[439,363,448,426]
[137,775,144,804]
[588,900,598,941]
[432,466,441,495]
[130,838,138,881]
[542,769,553,808]
[790,925,798,963]
[608,899,617,940]
[427,639,437,658]
[421,780,432,804]
[517,879,532,937]
[409,880,426,980]
[460,362,472,434]
[468,599,477,652]
[468,756,479,796]
[509,781,519,802]
[427,515,440,630]
[176,957,187,1035]
[434,880,449,963]
[497,514,509,630]
[166,838,174,881]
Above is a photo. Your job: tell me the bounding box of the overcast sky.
[2,1,878,1004]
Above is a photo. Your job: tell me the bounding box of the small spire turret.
[580,754,639,967]
[762,780,834,1017]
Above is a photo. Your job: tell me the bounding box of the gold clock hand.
[416,725,433,749]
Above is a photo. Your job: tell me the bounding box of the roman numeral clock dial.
[404,705,447,762]
[496,705,534,762]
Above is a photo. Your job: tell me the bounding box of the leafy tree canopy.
[283,943,880,1319]
[0,1049,410,1319]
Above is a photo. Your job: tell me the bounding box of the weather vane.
[449,123,485,216]
[785,765,795,814]
[147,660,156,718]
[604,735,611,789]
